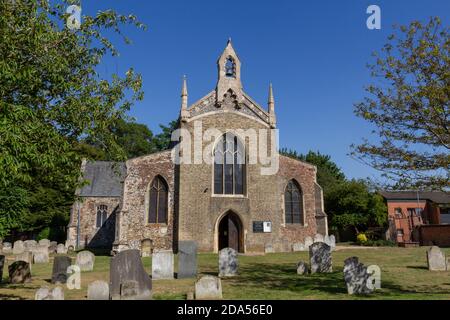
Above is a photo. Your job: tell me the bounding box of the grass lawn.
[1,246,449,300]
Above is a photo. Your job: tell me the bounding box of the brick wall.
[419,224,450,247]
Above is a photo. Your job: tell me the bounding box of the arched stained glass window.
[148,176,168,224]
[285,180,303,224]
[214,133,245,195]
[96,205,108,227]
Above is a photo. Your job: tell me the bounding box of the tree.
[152,120,179,151]
[0,0,145,238]
[111,119,156,158]
[280,149,346,193]
[326,180,387,237]
[351,17,449,190]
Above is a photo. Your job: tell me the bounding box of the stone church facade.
[67,40,328,254]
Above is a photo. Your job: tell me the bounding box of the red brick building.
[380,191,450,247]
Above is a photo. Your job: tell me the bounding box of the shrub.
[361,239,397,247]
[356,233,368,244]
[37,227,50,240]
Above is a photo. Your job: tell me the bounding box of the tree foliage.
[281,149,387,237]
[352,17,449,190]
[0,0,145,238]
[280,149,345,194]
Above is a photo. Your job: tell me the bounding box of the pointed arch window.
[285,180,303,224]
[148,176,168,224]
[96,205,108,228]
[214,133,245,195]
[225,57,236,78]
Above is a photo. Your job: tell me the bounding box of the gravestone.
[447,257,450,271]
[141,239,152,257]
[35,286,64,300]
[219,247,238,277]
[52,256,72,284]
[8,261,32,283]
[76,250,95,271]
[314,234,324,243]
[49,242,58,254]
[33,245,49,263]
[304,236,313,249]
[110,249,152,300]
[120,280,139,300]
[178,241,197,279]
[56,244,67,254]
[264,243,274,253]
[88,280,110,300]
[0,255,5,283]
[23,240,37,252]
[324,235,331,246]
[152,250,174,280]
[329,235,336,250]
[309,242,332,273]
[343,257,373,295]
[292,242,305,252]
[195,275,223,300]
[2,242,12,254]
[296,261,309,275]
[13,240,25,255]
[15,251,33,264]
[427,246,446,271]
[38,239,50,247]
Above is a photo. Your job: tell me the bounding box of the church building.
[67,40,328,254]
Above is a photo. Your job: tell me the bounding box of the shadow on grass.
[227,263,347,295]
[406,266,428,270]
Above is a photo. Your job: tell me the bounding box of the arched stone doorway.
[218,211,243,253]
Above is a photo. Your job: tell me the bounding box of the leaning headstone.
[110,249,152,300]
[52,256,72,284]
[304,236,313,249]
[264,243,274,253]
[76,250,95,271]
[8,261,32,283]
[141,239,152,257]
[343,257,373,295]
[314,234,324,243]
[33,245,49,264]
[195,276,222,300]
[329,235,336,250]
[427,246,446,271]
[2,242,12,254]
[309,242,332,273]
[13,240,25,255]
[0,255,5,283]
[88,280,110,300]
[15,251,33,264]
[219,247,238,277]
[178,241,197,279]
[296,261,309,275]
[56,244,67,254]
[292,242,306,252]
[152,250,174,280]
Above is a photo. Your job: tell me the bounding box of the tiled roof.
[379,191,450,204]
[78,161,126,197]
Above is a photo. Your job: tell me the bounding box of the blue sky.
[81,0,449,180]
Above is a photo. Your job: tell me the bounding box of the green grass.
[1,246,449,300]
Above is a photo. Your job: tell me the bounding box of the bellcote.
[216,39,244,107]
